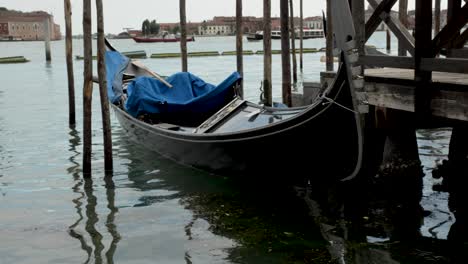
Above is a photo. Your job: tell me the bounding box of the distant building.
[0,9,61,40]
[304,16,323,30]
[198,22,233,36]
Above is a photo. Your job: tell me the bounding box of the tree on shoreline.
[142,19,160,35]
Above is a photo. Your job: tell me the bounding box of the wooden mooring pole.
[179,0,188,72]
[44,18,51,62]
[289,0,297,84]
[64,0,75,127]
[280,0,292,106]
[386,28,391,52]
[326,0,334,71]
[263,0,273,106]
[82,0,93,176]
[96,0,113,174]
[299,0,303,71]
[236,0,244,98]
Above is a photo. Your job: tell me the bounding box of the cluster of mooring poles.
[63,0,330,177]
[63,0,112,177]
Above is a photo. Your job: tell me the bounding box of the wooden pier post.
[64,0,75,127]
[352,0,365,58]
[414,0,433,119]
[82,0,93,176]
[44,18,51,62]
[398,0,408,56]
[280,0,292,106]
[299,0,303,71]
[96,0,113,174]
[179,0,188,72]
[236,0,244,98]
[326,0,334,71]
[263,0,273,106]
[289,0,297,84]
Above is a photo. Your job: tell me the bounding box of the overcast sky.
[1,0,447,34]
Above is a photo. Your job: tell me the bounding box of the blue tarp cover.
[105,50,241,122]
[105,51,130,104]
[125,72,240,118]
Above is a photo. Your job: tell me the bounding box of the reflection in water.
[67,128,120,263]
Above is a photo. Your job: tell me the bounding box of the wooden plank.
[365,68,468,86]
[352,0,366,57]
[367,0,415,56]
[451,48,468,58]
[359,55,414,69]
[421,58,468,73]
[365,82,468,121]
[432,3,468,55]
[453,28,468,50]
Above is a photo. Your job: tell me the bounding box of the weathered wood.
[96,0,113,174]
[435,0,442,35]
[414,0,433,118]
[236,0,244,98]
[352,0,365,57]
[367,0,415,56]
[451,47,468,58]
[365,68,468,86]
[280,0,292,106]
[44,18,51,62]
[263,0,273,106]
[64,0,75,127]
[326,0,334,71]
[453,30,468,49]
[398,0,408,56]
[421,58,468,74]
[359,55,414,69]
[179,0,188,72]
[82,0,93,176]
[299,0,303,71]
[289,0,297,84]
[364,81,468,121]
[365,0,397,40]
[432,2,468,56]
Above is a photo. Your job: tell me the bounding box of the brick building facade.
[0,9,61,41]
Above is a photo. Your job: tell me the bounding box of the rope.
[321,96,358,114]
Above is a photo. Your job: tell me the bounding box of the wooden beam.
[365,0,397,40]
[453,29,468,49]
[398,0,408,56]
[421,58,468,73]
[451,48,468,58]
[352,0,365,58]
[414,0,433,118]
[365,82,468,121]
[326,0,334,71]
[432,3,468,56]
[359,55,414,69]
[367,0,415,56]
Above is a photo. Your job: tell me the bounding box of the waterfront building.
[198,23,233,36]
[0,9,61,41]
[304,16,323,30]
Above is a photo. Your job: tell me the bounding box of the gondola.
[103,38,362,180]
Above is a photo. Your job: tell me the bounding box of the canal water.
[0,33,463,263]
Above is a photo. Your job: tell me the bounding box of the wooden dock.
[364,68,468,121]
